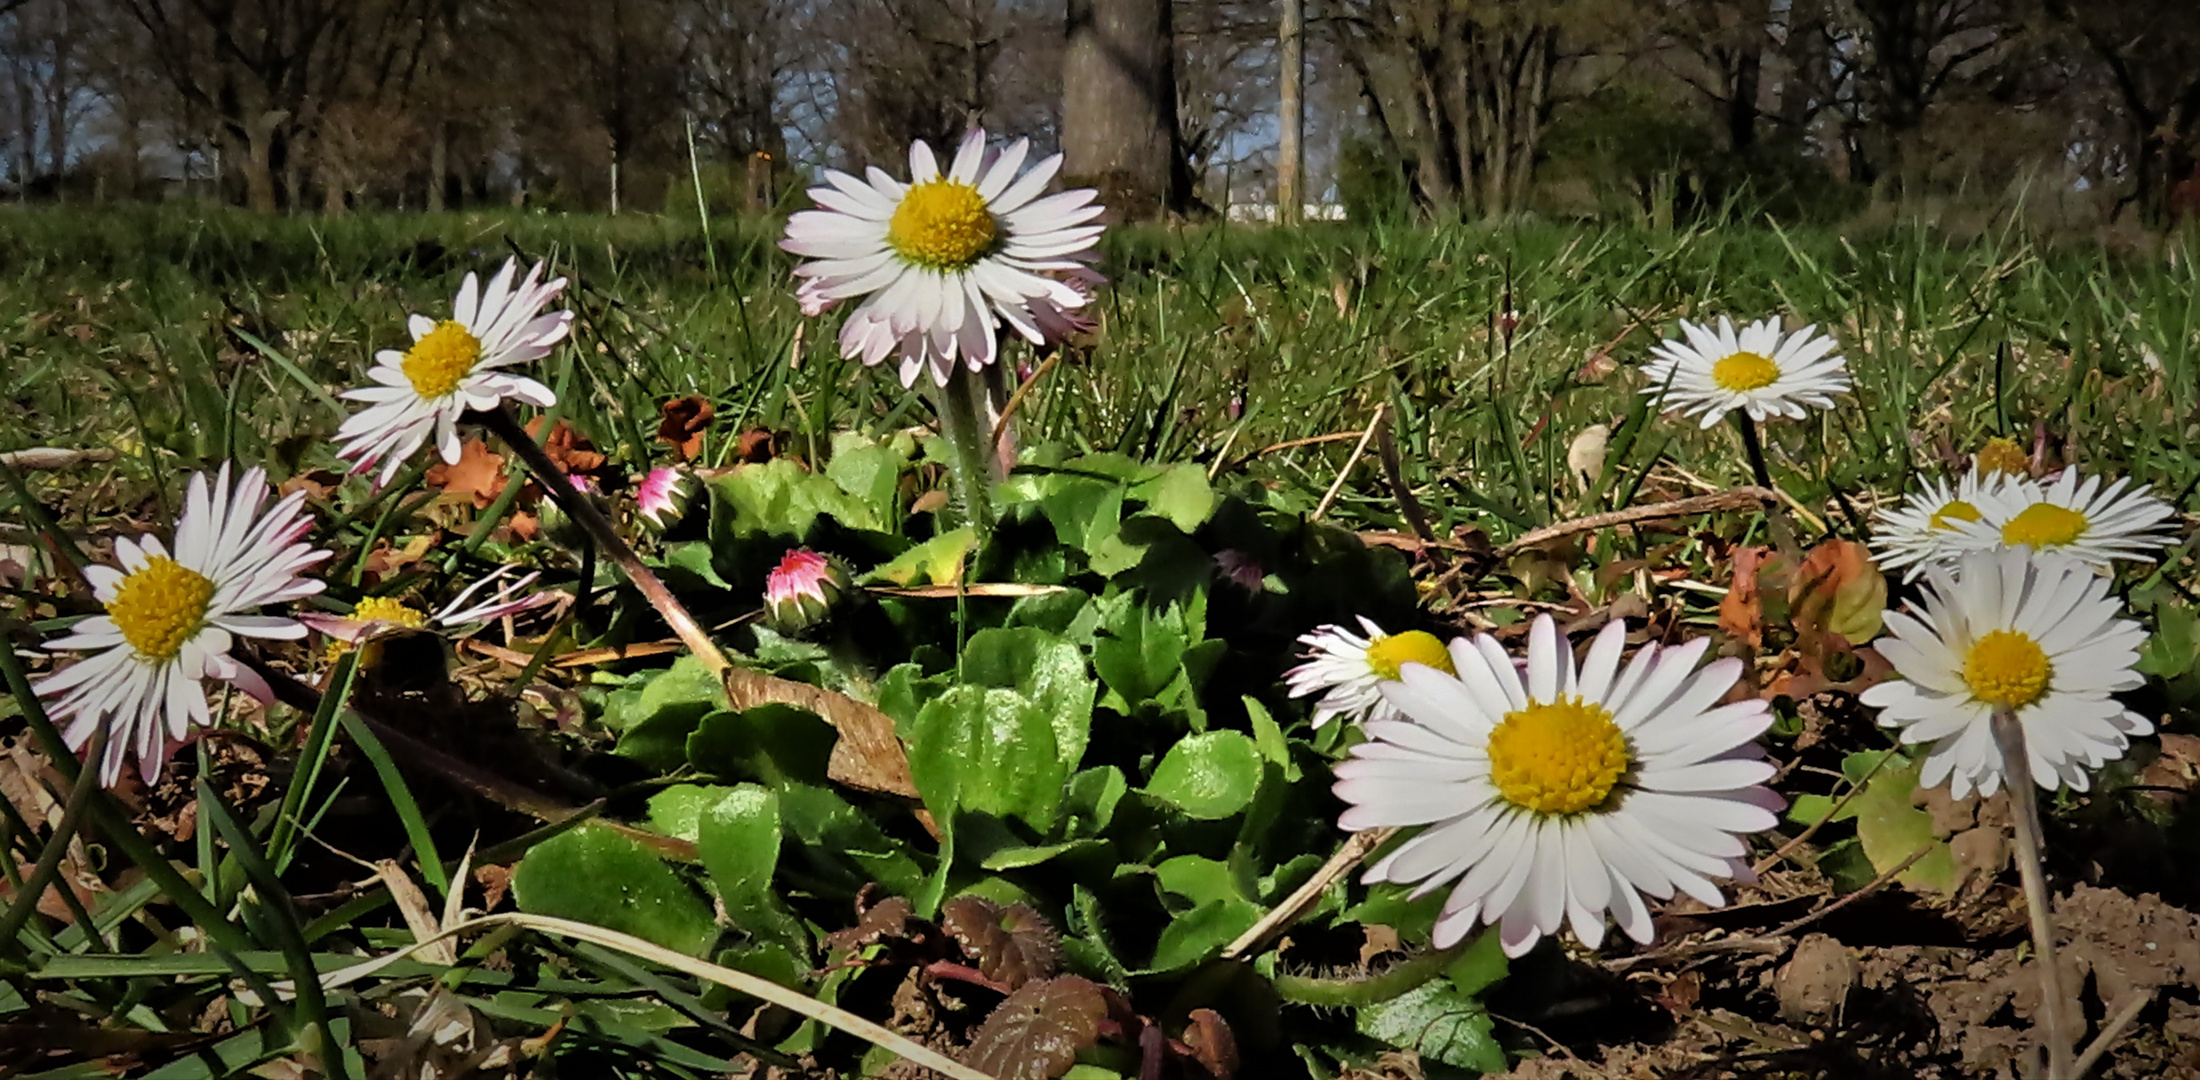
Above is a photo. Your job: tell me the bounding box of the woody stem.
[482,405,727,676]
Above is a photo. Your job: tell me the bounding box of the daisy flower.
[337,259,574,486]
[1859,549,2150,797]
[781,128,1105,388]
[1947,469,2179,570]
[300,568,558,654]
[1871,466,2013,581]
[36,465,330,786]
[1285,618,1457,730]
[1639,316,1851,428]
[1333,615,1779,956]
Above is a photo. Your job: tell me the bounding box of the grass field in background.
[4,205,2197,550]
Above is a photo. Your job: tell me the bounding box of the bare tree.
[1063,0,1190,217]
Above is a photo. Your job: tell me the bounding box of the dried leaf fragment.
[960,976,1108,1080]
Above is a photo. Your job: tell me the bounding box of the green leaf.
[906,686,1066,831]
[696,785,810,956]
[1148,898,1259,972]
[1831,751,1954,894]
[685,704,835,787]
[1091,598,1189,707]
[512,824,717,957]
[865,527,976,586]
[710,458,882,539]
[1062,766,1127,839]
[1130,463,1215,532]
[960,627,1096,769]
[1244,697,1301,781]
[1356,979,1506,1072]
[609,656,728,771]
[1786,792,1836,827]
[1155,855,1244,909]
[1145,731,1263,820]
[824,430,907,523]
[646,784,731,843]
[778,783,926,897]
[1444,928,1510,998]
[660,541,731,589]
[979,839,1110,871]
[1040,476,1127,553]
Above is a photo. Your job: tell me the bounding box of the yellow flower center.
[2000,503,2088,549]
[887,180,997,270]
[1710,351,1780,392]
[107,556,215,662]
[400,320,483,399]
[1962,629,2051,709]
[1486,697,1631,816]
[1976,437,2028,476]
[1364,630,1457,681]
[324,596,429,662]
[1927,499,1981,532]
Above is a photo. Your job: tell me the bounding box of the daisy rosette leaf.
[36,464,331,787]
[1870,466,2014,582]
[781,128,1105,388]
[1949,468,2178,570]
[1639,316,1851,428]
[1284,617,1455,730]
[337,258,574,486]
[1333,615,1781,957]
[1859,549,2151,798]
[764,548,850,633]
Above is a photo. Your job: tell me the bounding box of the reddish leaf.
[657,396,715,461]
[941,895,1060,991]
[1182,1009,1239,1079]
[822,895,918,959]
[733,427,779,464]
[1788,538,1886,643]
[961,976,1108,1080]
[426,439,509,509]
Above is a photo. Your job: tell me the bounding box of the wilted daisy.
[1639,316,1850,428]
[1859,549,2150,797]
[781,128,1104,388]
[36,465,330,786]
[300,568,557,656]
[1333,615,1779,956]
[1871,467,2013,581]
[1948,469,2179,570]
[1285,617,1456,730]
[337,259,574,486]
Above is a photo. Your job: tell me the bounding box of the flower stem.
[481,405,728,676]
[933,367,998,537]
[1733,411,1776,493]
[1272,932,1476,1008]
[1993,707,2076,1078]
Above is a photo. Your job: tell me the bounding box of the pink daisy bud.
[764,548,849,633]
[636,467,697,533]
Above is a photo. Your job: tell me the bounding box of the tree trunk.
[1277,0,1303,222]
[240,130,278,212]
[428,119,448,212]
[1062,0,1185,219]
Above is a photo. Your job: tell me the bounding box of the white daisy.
[781,128,1105,389]
[298,567,558,649]
[1859,550,2150,798]
[1333,615,1779,956]
[1871,466,2014,581]
[1639,316,1851,428]
[337,259,573,487]
[36,465,331,786]
[1285,618,1457,729]
[1947,469,2179,570]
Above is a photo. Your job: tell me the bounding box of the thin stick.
[2071,988,2152,1078]
[1313,404,1388,521]
[1994,708,2074,1078]
[1751,747,1899,876]
[989,351,1060,452]
[1373,408,1439,551]
[1222,826,1395,959]
[1605,841,1935,975]
[480,406,727,676]
[1494,487,1777,558]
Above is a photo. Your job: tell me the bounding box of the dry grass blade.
[1313,404,1389,521]
[1493,487,1778,557]
[1221,826,1395,959]
[278,912,1000,1080]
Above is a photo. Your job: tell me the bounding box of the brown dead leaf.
[911,488,951,515]
[1719,545,1767,650]
[1788,538,1886,643]
[475,864,513,911]
[723,667,919,800]
[277,469,341,501]
[1183,1009,1239,1079]
[656,396,715,461]
[2139,733,2200,804]
[524,417,607,476]
[734,427,780,464]
[426,439,509,509]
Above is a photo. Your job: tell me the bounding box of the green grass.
[5,205,2197,549]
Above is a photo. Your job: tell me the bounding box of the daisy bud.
[636,467,697,534]
[764,548,850,633]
